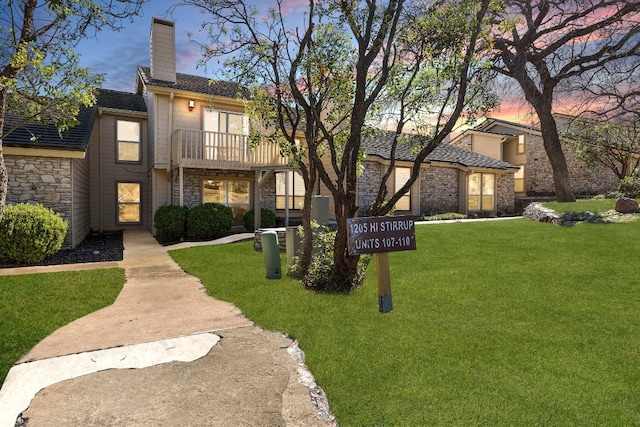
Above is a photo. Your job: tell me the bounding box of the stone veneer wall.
[420,166,460,213]
[357,162,462,215]
[173,168,277,212]
[496,173,515,213]
[526,134,619,196]
[260,172,277,213]
[454,134,473,151]
[5,155,73,245]
[356,161,382,216]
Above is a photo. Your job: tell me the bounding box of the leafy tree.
[488,0,640,202]
[0,0,147,222]
[561,115,640,179]
[183,0,495,291]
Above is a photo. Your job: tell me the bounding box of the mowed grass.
[543,197,637,214]
[170,219,640,426]
[0,269,125,384]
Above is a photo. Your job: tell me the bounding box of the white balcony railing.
[171,129,289,169]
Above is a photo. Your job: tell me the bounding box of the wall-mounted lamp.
[188,99,195,111]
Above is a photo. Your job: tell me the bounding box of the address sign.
[347,215,417,256]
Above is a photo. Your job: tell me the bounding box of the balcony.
[171,129,289,170]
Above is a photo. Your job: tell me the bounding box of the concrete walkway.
[0,230,333,426]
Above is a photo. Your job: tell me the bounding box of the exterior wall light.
[188,99,195,111]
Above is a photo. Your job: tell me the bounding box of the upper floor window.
[117,120,141,162]
[203,110,250,161]
[203,109,249,135]
[517,134,526,154]
[394,167,411,211]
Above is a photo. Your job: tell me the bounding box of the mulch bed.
[0,231,124,269]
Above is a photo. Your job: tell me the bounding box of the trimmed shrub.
[154,205,188,244]
[618,175,640,198]
[0,203,69,265]
[292,221,370,292]
[242,208,276,231]
[187,203,234,240]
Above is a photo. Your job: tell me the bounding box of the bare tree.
[0,0,147,222]
[182,0,494,291]
[489,0,640,202]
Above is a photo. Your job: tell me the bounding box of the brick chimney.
[150,17,176,83]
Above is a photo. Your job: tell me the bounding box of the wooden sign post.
[347,215,416,313]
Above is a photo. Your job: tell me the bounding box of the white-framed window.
[202,179,250,225]
[514,166,525,193]
[203,109,250,161]
[276,171,305,210]
[394,167,411,211]
[468,173,495,211]
[117,182,141,223]
[117,120,141,162]
[517,134,526,154]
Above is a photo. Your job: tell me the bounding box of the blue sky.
[75,0,309,92]
[74,0,527,122]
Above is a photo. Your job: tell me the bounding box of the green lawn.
[171,219,640,426]
[0,269,125,384]
[543,197,636,214]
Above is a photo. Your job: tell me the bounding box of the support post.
[179,166,184,207]
[376,252,393,313]
[254,169,262,231]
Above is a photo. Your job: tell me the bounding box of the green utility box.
[260,230,282,279]
[311,195,330,225]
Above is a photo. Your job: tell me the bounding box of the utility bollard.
[260,230,282,279]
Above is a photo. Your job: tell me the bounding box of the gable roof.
[474,117,541,136]
[362,130,518,171]
[137,66,249,99]
[3,90,147,153]
[3,105,97,152]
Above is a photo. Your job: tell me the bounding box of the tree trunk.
[332,189,361,291]
[535,108,576,202]
[299,161,316,277]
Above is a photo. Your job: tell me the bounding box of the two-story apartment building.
[3,17,522,249]
[137,17,291,228]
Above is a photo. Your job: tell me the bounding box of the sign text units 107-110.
[347,215,416,256]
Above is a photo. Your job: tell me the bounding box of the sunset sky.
[74,0,538,126]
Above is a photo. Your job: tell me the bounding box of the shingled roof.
[3,105,97,152]
[137,66,249,99]
[97,89,147,112]
[362,130,518,170]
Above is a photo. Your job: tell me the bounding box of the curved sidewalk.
[0,230,333,426]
